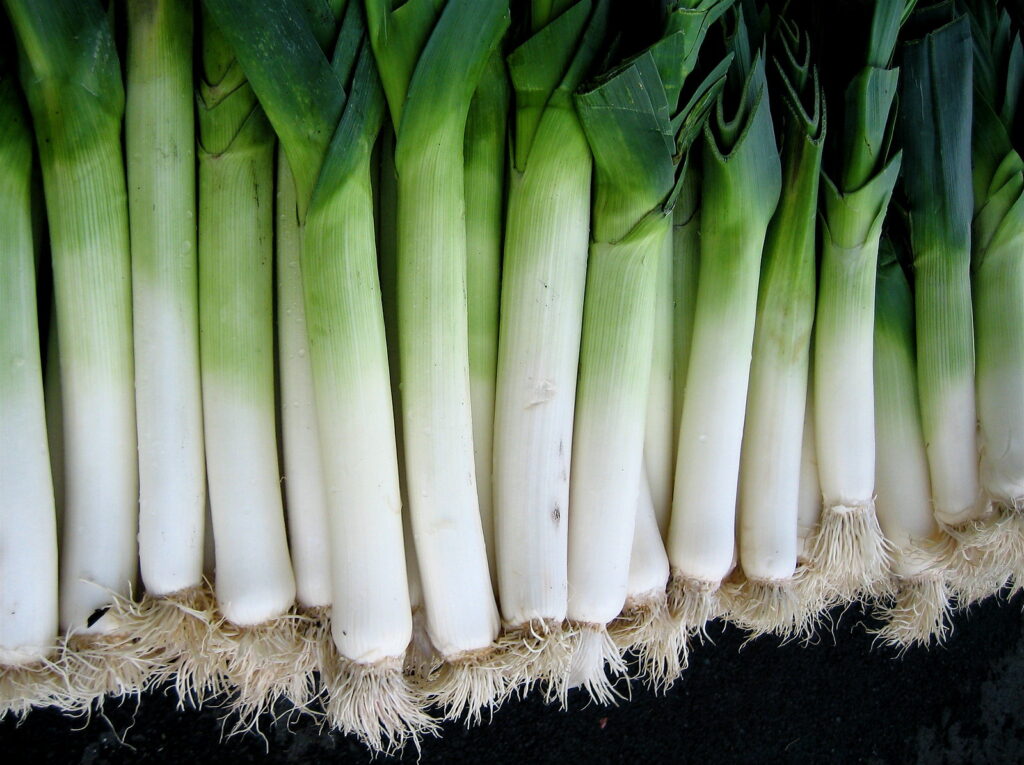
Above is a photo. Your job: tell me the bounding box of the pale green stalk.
[900,6,980,526]
[872,241,951,648]
[645,0,733,539]
[465,52,510,586]
[810,0,905,601]
[276,153,331,609]
[968,4,1024,509]
[668,48,781,597]
[570,0,732,697]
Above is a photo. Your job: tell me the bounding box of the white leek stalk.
[7,0,140,637]
[276,154,331,610]
[366,0,508,717]
[0,74,58,666]
[492,0,606,683]
[731,24,823,638]
[669,51,781,630]
[126,0,205,600]
[872,242,953,647]
[810,0,905,600]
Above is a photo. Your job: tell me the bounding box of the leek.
[900,4,1007,603]
[668,19,781,633]
[491,0,607,691]
[378,123,435,677]
[729,18,824,639]
[366,0,508,717]
[809,0,905,601]
[0,69,57,669]
[569,0,731,699]
[900,5,980,527]
[118,0,224,707]
[646,1,730,540]
[276,153,331,611]
[872,237,953,647]
[195,9,299,722]
[465,52,509,586]
[201,0,426,746]
[127,0,204,602]
[966,2,1024,595]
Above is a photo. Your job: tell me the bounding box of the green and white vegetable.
[731,19,824,637]
[0,68,57,665]
[7,0,139,635]
[967,2,1024,591]
[366,0,508,717]
[196,10,295,628]
[492,0,606,676]
[900,5,981,529]
[126,0,205,601]
[275,153,331,610]
[668,24,780,630]
[872,238,952,647]
[809,0,904,601]
[570,0,731,698]
[465,52,509,585]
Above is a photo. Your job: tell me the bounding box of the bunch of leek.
[569,0,733,699]
[4,0,153,709]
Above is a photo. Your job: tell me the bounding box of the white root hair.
[562,623,628,708]
[320,648,436,755]
[610,591,686,691]
[805,501,891,603]
[720,571,823,643]
[668,573,722,640]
